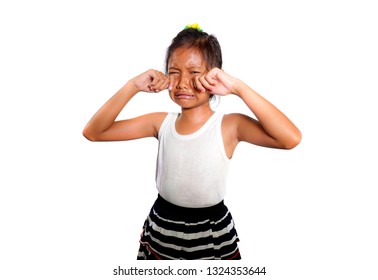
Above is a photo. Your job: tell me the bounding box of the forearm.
[83,80,139,139]
[234,80,301,148]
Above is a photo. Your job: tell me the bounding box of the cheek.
[168,90,175,101]
[170,76,178,86]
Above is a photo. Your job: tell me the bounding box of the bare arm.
[232,82,301,149]
[82,69,170,141]
[197,68,302,150]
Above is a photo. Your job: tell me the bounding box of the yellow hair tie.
[185,23,203,32]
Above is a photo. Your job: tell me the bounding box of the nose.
[176,73,191,90]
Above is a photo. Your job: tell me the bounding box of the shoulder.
[126,112,169,139]
[220,113,244,143]
[221,113,246,134]
[146,112,169,133]
[149,112,180,138]
[222,113,260,141]
[219,113,247,158]
[148,111,169,121]
[223,113,259,126]
[222,113,253,128]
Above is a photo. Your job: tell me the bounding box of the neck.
[179,104,214,123]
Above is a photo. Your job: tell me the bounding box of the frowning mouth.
[175,92,195,99]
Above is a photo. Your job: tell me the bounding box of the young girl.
[83,24,301,260]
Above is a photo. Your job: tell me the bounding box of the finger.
[153,78,169,92]
[153,74,171,92]
[149,71,164,87]
[203,71,218,86]
[194,76,206,92]
[163,76,171,90]
[198,75,213,92]
[148,73,164,92]
[157,74,170,91]
[146,73,158,90]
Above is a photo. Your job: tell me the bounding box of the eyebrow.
[168,66,202,70]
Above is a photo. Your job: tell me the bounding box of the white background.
[1,0,377,279]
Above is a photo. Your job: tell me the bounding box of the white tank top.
[155,111,230,208]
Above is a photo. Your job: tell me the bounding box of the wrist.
[232,79,249,97]
[124,79,140,96]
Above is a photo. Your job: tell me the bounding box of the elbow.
[283,130,302,150]
[82,127,98,141]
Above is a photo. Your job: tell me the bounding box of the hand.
[132,69,171,93]
[196,67,237,96]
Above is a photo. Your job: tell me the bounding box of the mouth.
[175,92,195,99]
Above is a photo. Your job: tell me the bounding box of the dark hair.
[164,28,222,73]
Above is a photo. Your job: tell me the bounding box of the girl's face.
[168,47,211,109]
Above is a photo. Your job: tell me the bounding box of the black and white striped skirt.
[137,195,241,260]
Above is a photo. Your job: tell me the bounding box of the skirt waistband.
[154,195,227,222]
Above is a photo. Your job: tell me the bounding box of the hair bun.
[184,23,203,32]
